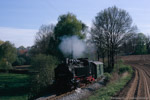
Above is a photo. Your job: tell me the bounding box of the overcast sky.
[0,0,150,47]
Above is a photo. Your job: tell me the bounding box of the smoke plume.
[59,36,86,58]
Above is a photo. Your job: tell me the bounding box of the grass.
[86,73,132,100]
[86,63,133,100]
[0,95,28,100]
[0,73,30,100]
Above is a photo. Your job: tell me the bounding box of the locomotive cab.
[90,61,103,79]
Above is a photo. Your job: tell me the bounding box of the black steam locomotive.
[54,58,103,92]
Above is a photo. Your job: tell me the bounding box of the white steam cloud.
[59,36,86,58]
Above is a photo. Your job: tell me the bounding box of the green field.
[0,73,30,100]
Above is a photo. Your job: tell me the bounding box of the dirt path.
[115,55,150,100]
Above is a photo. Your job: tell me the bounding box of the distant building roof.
[90,61,103,65]
[18,49,28,55]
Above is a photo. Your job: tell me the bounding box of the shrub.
[0,41,17,71]
[0,58,12,71]
[119,65,132,74]
[29,54,58,99]
[114,60,132,74]
[104,73,112,85]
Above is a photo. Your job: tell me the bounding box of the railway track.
[46,90,75,100]
[37,77,104,100]
[114,55,150,100]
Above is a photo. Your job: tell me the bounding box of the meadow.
[0,73,30,100]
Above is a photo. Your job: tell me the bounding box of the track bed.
[36,77,104,100]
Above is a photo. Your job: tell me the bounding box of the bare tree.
[32,24,56,55]
[119,32,137,55]
[91,6,137,72]
[91,28,106,63]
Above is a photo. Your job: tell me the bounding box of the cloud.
[0,27,38,47]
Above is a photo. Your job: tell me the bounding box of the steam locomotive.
[54,58,103,92]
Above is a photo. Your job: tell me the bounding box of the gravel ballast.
[58,77,105,100]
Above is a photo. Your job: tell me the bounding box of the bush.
[0,41,17,64]
[0,41,17,70]
[114,60,133,74]
[0,58,12,71]
[119,65,132,74]
[29,54,58,99]
[104,73,112,85]
[12,57,22,66]
[12,57,26,66]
